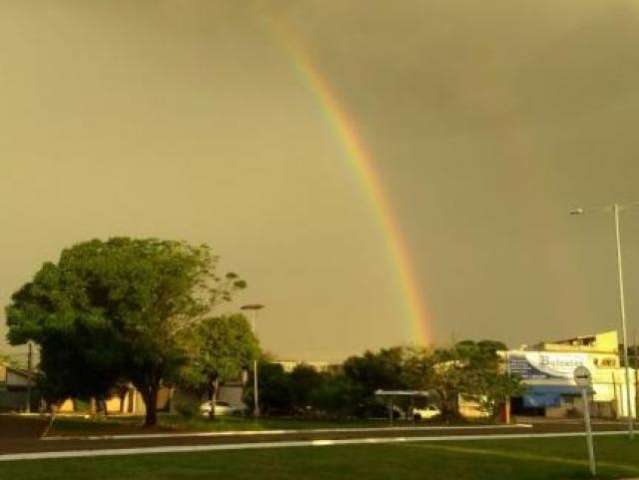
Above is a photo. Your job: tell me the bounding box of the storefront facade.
[502,331,636,419]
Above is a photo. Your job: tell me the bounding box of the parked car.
[200,401,245,416]
[412,404,441,420]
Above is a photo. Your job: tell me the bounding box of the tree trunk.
[168,387,175,415]
[208,377,219,420]
[141,384,159,427]
[439,391,461,421]
[504,398,511,424]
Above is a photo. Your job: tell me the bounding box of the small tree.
[179,314,259,418]
[243,362,294,415]
[289,364,324,411]
[309,374,364,419]
[476,371,523,418]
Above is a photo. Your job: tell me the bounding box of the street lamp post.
[26,341,33,414]
[571,202,639,439]
[241,304,264,417]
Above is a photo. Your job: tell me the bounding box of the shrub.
[172,391,201,419]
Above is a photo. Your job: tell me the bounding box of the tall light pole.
[571,202,639,439]
[26,341,33,414]
[241,303,264,417]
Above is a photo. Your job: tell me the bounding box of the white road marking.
[2,430,628,462]
[41,423,532,441]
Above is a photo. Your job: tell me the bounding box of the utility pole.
[635,331,638,421]
[241,304,265,418]
[571,202,637,439]
[575,366,596,477]
[26,341,32,414]
[613,203,634,438]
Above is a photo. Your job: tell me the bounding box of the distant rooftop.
[275,360,333,373]
[527,330,618,354]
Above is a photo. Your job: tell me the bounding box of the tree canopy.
[5,237,246,425]
[343,347,408,394]
[427,340,521,418]
[179,314,259,417]
[246,342,520,421]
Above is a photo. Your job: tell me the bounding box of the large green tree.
[179,314,259,418]
[6,238,245,426]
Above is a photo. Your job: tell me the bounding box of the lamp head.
[241,304,265,311]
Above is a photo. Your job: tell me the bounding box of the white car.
[412,405,441,420]
[200,401,245,416]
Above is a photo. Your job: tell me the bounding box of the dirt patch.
[0,415,49,439]
[45,417,178,437]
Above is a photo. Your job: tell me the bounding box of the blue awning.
[523,385,585,408]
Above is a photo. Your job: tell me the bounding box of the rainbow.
[263,16,432,345]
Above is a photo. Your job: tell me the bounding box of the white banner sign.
[524,352,587,379]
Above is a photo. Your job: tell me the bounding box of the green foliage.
[244,362,294,415]
[343,347,407,394]
[178,314,259,417]
[172,391,201,419]
[244,362,366,418]
[0,353,22,369]
[309,374,365,418]
[427,340,521,419]
[35,325,125,403]
[183,314,259,388]
[476,371,524,417]
[5,237,245,425]
[476,340,508,355]
[341,347,416,418]
[335,341,520,421]
[242,342,519,421]
[400,346,433,391]
[289,364,325,410]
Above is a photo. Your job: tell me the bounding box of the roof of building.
[5,366,31,377]
[374,390,431,397]
[529,330,619,354]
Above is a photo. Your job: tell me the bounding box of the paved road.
[0,421,630,457]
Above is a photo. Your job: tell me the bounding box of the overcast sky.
[2,0,639,362]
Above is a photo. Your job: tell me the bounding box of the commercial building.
[502,331,637,419]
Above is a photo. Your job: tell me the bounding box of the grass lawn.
[2,436,639,479]
[46,413,436,436]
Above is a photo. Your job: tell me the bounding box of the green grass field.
[2,436,639,479]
